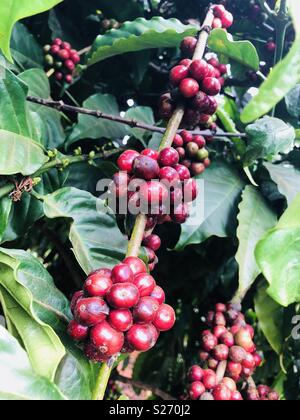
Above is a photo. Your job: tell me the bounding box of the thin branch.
[216,361,227,383]
[26,97,246,139]
[115,374,175,400]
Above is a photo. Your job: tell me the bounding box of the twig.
[115,374,175,400]
[26,96,246,139]
[216,361,227,383]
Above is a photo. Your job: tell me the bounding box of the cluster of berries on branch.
[159,5,231,130]
[186,302,279,401]
[68,256,175,362]
[43,38,80,84]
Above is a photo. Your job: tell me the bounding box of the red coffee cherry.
[180,37,197,57]
[213,4,226,18]
[51,44,60,54]
[111,172,130,198]
[188,365,203,382]
[64,59,75,71]
[84,273,113,297]
[111,263,134,284]
[213,344,229,361]
[150,285,165,305]
[117,150,140,173]
[253,353,263,367]
[175,164,191,181]
[202,331,218,352]
[67,320,89,341]
[55,72,63,81]
[191,91,210,112]
[188,382,205,400]
[108,309,133,332]
[133,155,160,180]
[158,147,180,167]
[213,325,227,339]
[181,130,193,144]
[139,181,169,207]
[183,178,198,202]
[231,391,243,401]
[219,64,227,75]
[74,297,109,326]
[53,37,62,46]
[133,273,156,297]
[220,331,234,347]
[70,52,80,64]
[191,162,205,176]
[179,58,193,68]
[84,342,108,363]
[107,283,140,309]
[90,320,124,357]
[143,234,161,252]
[202,77,221,96]
[234,328,255,353]
[229,346,246,363]
[171,203,189,224]
[126,324,159,351]
[193,135,206,148]
[189,59,209,81]
[71,290,84,314]
[221,11,234,28]
[202,369,217,390]
[133,296,160,323]
[213,384,232,401]
[242,352,256,369]
[179,78,200,98]
[221,377,237,393]
[170,65,189,86]
[153,304,176,331]
[141,148,159,160]
[58,49,70,60]
[257,385,271,398]
[123,256,147,276]
[159,166,180,183]
[226,361,242,380]
[173,134,184,147]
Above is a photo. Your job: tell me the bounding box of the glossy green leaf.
[0,325,64,400]
[67,94,127,148]
[289,0,300,35]
[0,129,48,175]
[10,23,43,70]
[285,84,300,118]
[264,162,300,205]
[19,69,65,148]
[176,160,245,250]
[0,198,12,242]
[241,38,300,123]
[125,106,154,142]
[255,193,300,306]
[235,186,277,301]
[254,281,284,354]
[87,17,198,66]
[0,0,63,61]
[208,29,259,70]
[43,187,128,274]
[244,117,295,166]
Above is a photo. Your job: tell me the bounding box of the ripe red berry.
[171,203,189,224]
[257,385,271,398]
[268,391,279,401]
[71,290,84,314]
[213,384,232,401]
[65,74,73,84]
[74,297,109,326]
[84,342,107,363]
[221,377,237,393]
[55,72,63,81]
[153,304,176,331]
[150,285,165,305]
[159,166,180,184]
[179,78,199,98]
[64,59,75,71]
[141,149,159,160]
[221,11,234,28]
[191,162,205,176]
[207,57,219,68]
[191,91,210,112]
[188,382,205,400]
[51,44,60,54]
[84,273,113,297]
[226,361,242,380]
[231,391,243,401]
[215,311,226,326]
[108,309,133,332]
[219,64,227,75]
[159,93,174,119]
[61,41,71,49]
[229,346,246,363]
[183,178,198,202]
[180,37,197,57]
[170,65,189,86]
[188,365,203,382]
[53,38,62,46]
[158,147,179,167]
[173,134,184,147]
[111,171,130,198]
[181,130,193,144]
[133,296,160,323]
[213,344,229,361]
[107,283,140,309]
[201,77,221,96]
[189,59,209,81]
[123,256,147,276]
[202,331,218,352]
[193,135,206,148]
[117,150,140,173]
[207,96,218,114]
[111,263,134,284]
[143,234,161,252]
[213,4,226,18]
[234,328,255,353]
[213,325,227,339]
[220,332,234,348]
[266,41,276,52]
[242,352,256,369]
[174,164,191,181]
[253,353,263,367]
[139,181,169,208]
[68,320,89,341]
[58,49,70,60]
[179,58,193,68]
[133,273,156,297]
[90,320,124,357]
[126,324,159,351]
[202,369,217,390]
[199,351,209,362]
[133,155,160,180]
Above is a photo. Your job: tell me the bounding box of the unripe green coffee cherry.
[44,54,54,66]
[43,45,51,53]
[196,148,209,162]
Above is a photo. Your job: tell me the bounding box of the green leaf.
[285,84,300,118]
[255,193,300,306]
[0,198,12,242]
[235,186,277,301]
[67,94,127,148]
[176,160,245,250]
[0,0,63,61]
[0,325,65,400]
[0,129,48,175]
[264,162,300,205]
[244,117,295,166]
[0,251,66,380]
[19,69,65,148]
[10,23,43,70]
[208,29,259,70]
[241,38,300,123]
[254,281,284,354]
[289,0,300,35]
[125,106,154,142]
[87,17,198,66]
[43,187,128,274]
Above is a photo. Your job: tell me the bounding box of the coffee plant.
[0,0,299,402]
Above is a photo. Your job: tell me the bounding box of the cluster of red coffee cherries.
[68,256,175,362]
[186,303,279,400]
[172,131,210,177]
[111,145,198,226]
[43,38,80,84]
[159,5,231,130]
